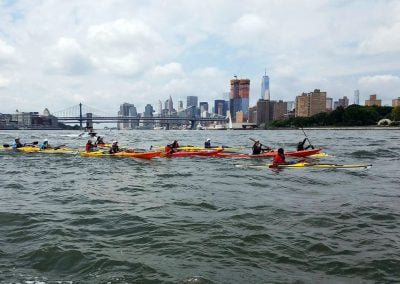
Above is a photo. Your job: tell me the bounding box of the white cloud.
[0,38,16,64]
[47,37,92,75]
[359,23,400,54]
[150,62,184,77]
[0,75,10,88]
[358,75,400,103]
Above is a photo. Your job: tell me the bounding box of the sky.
[0,0,400,115]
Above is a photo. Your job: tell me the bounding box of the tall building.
[365,94,382,106]
[256,99,273,126]
[118,103,137,129]
[261,71,270,100]
[142,104,154,129]
[393,97,400,107]
[187,96,198,108]
[177,100,184,111]
[157,100,162,115]
[287,101,295,112]
[326,97,333,111]
[354,90,360,105]
[295,89,327,117]
[271,100,287,120]
[199,102,209,113]
[337,96,349,108]
[230,78,250,122]
[168,95,174,113]
[214,100,227,116]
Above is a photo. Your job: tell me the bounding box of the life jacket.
[85,143,93,152]
[204,141,211,148]
[273,153,285,163]
[165,145,172,153]
[252,144,262,155]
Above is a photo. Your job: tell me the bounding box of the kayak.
[151,145,245,151]
[236,161,372,169]
[162,149,223,157]
[80,150,161,159]
[215,148,322,158]
[15,146,78,154]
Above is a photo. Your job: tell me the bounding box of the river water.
[0,129,399,283]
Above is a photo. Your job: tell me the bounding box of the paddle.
[2,144,10,148]
[249,138,272,152]
[299,126,315,149]
[53,144,66,150]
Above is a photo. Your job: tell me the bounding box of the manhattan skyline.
[0,0,399,114]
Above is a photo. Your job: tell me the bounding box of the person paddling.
[297,138,314,151]
[95,136,105,146]
[252,140,270,155]
[272,148,286,166]
[204,138,211,148]
[109,141,120,154]
[12,138,24,149]
[85,140,96,152]
[39,139,51,150]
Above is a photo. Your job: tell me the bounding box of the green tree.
[391,106,400,121]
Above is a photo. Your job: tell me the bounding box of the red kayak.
[215,148,321,158]
[162,149,223,157]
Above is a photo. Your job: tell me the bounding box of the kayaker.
[171,140,179,149]
[12,138,24,149]
[165,144,177,154]
[252,140,270,155]
[85,140,96,152]
[109,141,120,154]
[39,139,51,150]
[204,138,211,148]
[272,148,286,166]
[95,136,105,146]
[297,138,314,151]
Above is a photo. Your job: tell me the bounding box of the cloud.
[46,37,92,75]
[87,19,169,76]
[358,75,400,103]
[0,75,10,88]
[150,62,184,77]
[358,23,400,54]
[0,38,16,64]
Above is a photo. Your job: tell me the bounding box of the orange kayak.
[215,148,322,158]
[80,151,162,159]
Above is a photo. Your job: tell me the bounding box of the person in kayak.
[12,138,24,149]
[297,138,314,151]
[39,139,51,150]
[272,148,286,166]
[109,141,121,154]
[204,138,211,148]
[95,136,105,146]
[171,140,179,149]
[85,140,96,152]
[252,140,271,154]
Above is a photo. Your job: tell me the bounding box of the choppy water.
[0,129,399,283]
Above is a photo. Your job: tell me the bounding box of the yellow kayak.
[309,152,333,157]
[15,146,78,154]
[151,145,245,151]
[236,161,372,169]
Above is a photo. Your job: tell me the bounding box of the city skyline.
[1,1,400,114]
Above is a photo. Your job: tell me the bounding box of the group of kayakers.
[85,137,121,154]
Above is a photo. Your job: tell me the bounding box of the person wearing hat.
[109,141,120,154]
[12,138,24,149]
[204,138,211,148]
[39,139,51,150]
[85,140,96,152]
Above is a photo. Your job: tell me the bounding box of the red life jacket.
[273,153,285,163]
[165,145,172,153]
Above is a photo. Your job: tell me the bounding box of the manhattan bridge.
[53,103,229,130]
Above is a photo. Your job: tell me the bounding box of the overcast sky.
[0,0,399,114]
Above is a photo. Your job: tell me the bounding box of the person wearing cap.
[85,140,96,152]
[39,139,51,150]
[12,138,24,149]
[109,141,120,154]
[204,138,211,148]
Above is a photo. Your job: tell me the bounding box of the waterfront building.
[365,94,382,106]
[118,103,137,129]
[393,97,400,107]
[214,100,226,116]
[271,100,287,120]
[261,71,270,100]
[230,78,250,122]
[167,95,174,113]
[187,96,198,108]
[199,102,209,113]
[248,106,257,123]
[157,100,162,115]
[354,90,360,105]
[287,101,295,112]
[10,109,58,129]
[337,96,349,108]
[295,89,327,117]
[256,99,273,126]
[326,97,333,111]
[235,111,244,123]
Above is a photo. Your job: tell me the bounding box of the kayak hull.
[80,151,162,159]
[237,162,372,169]
[15,146,77,154]
[162,149,222,157]
[152,145,244,151]
[216,148,322,158]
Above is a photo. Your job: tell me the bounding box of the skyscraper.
[261,71,270,100]
[177,100,184,111]
[199,102,209,113]
[157,100,162,115]
[354,90,360,105]
[230,78,250,122]
[214,99,227,116]
[168,95,173,113]
[118,103,137,129]
[295,89,327,117]
[186,96,198,108]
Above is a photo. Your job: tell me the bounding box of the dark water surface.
[0,129,399,283]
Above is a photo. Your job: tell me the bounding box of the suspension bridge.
[53,103,229,130]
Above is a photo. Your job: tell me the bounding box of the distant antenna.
[264,68,267,76]
[234,74,238,80]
